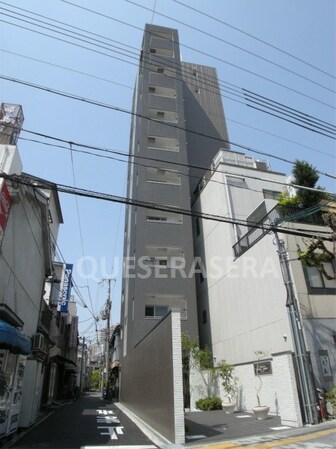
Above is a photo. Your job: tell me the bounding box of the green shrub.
[325,386,336,404]
[196,397,223,411]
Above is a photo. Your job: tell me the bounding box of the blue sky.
[0,0,335,340]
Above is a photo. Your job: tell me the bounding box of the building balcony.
[233,204,325,258]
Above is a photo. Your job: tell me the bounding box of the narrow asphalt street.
[5,392,157,449]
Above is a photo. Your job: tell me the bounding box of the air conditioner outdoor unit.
[32,333,46,352]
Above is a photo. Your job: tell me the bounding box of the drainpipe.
[273,231,318,424]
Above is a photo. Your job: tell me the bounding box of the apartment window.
[227,176,246,188]
[157,67,164,74]
[145,305,169,319]
[146,167,181,185]
[148,108,178,123]
[145,294,187,320]
[195,87,200,94]
[192,69,197,76]
[306,261,336,290]
[144,245,184,268]
[148,85,177,98]
[263,189,281,200]
[146,209,183,224]
[147,136,179,152]
[150,48,156,54]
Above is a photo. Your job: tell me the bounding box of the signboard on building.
[254,360,272,376]
[0,180,11,247]
[58,263,73,313]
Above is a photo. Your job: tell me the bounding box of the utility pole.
[101,277,115,397]
[79,336,85,393]
[105,278,112,395]
[273,231,319,424]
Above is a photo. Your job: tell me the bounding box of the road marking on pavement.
[269,426,291,430]
[96,409,114,415]
[97,416,121,425]
[236,415,251,418]
[98,425,124,439]
[186,435,207,440]
[96,408,125,440]
[81,446,157,449]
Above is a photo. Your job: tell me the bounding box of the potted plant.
[218,361,237,414]
[252,351,270,420]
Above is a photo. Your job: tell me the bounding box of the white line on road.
[185,435,206,440]
[81,446,157,449]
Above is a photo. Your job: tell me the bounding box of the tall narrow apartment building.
[121,24,230,357]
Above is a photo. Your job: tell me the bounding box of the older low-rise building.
[0,103,78,436]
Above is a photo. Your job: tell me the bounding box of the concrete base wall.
[190,352,302,427]
[120,309,184,444]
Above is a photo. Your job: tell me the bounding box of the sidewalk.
[184,410,335,447]
[117,403,336,449]
[185,409,282,444]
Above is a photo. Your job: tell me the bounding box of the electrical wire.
[69,143,95,314]
[0,48,333,144]
[126,0,335,94]
[59,0,336,106]
[1,75,335,182]
[2,9,334,129]
[1,6,335,130]
[16,131,336,191]
[1,49,334,158]
[1,171,333,240]
[171,0,336,80]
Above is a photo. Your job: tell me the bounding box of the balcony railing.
[233,205,324,258]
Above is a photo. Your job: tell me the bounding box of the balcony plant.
[252,351,270,420]
[217,361,238,414]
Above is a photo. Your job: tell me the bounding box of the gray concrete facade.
[121,24,229,355]
[120,24,230,442]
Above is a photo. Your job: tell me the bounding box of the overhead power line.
[171,0,335,80]
[1,4,334,126]
[58,0,335,109]
[126,0,335,94]
[1,171,333,241]
[15,127,336,185]
[1,48,334,158]
[1,74,336,177]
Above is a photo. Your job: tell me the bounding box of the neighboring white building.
[192,149,335,427]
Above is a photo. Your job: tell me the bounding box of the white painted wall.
[191,150,306,426]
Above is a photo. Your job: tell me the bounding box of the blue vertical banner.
[58,263,73,313]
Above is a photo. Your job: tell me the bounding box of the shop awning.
[0,320,32,355]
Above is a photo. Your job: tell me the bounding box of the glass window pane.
[145,306,154,317]
[322,263,336,289]
[156,306,168,317]
[306,266,323,288]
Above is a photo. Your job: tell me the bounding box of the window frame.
[303,260,336,294]
[145,305,169,319]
